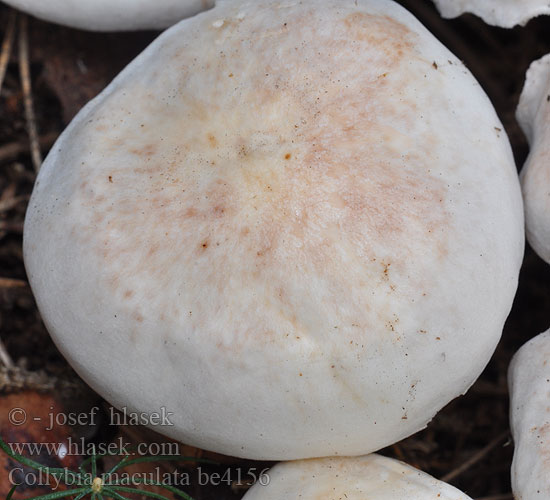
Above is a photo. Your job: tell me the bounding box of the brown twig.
[0,277,27,288]
[0,221,23,234]
[441,431,510,483]
[0,132,58,164]
[0,195,29,212]
[0,9,17,95]
[18,14,42,172]
[391,442,407,461]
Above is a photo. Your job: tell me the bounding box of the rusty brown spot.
[130,143,157,157]
[382,262,391,280]
[92,212,105,225]
[147,244,159,257]
[213,205,225,216]
[207,134,218,147]
[284,153,291,160]
[108,175,113,183]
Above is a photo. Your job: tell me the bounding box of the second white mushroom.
[509,328,550,500]
[432,0,550,28]
[242,454,473,500]
[1,0,214,31]
[517,54,550,265]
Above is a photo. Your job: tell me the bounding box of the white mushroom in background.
[509,328,550,500]
[23,0,524,460]
[1,0,214,31]
[432,0,550,28]
[517,54,550,265]
[242,454,473,499]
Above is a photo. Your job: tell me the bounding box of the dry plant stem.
[18,14,42,172]
[0,364,87,394]
[0,337,14,369]
[441,431,509,482]
[0,132,58,164]
[0,9,16,95]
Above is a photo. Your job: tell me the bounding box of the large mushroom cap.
[517,54,550,265]
[432,0,550,28]
[509,329,550,500]
[23,0,524,460]
[242,454,473,499]
[1,0,214,31]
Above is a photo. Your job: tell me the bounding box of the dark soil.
[1,1,549,499]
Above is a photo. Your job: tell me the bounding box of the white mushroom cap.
[517,54,550,265]
[432,0,550,28]
[1,0,214,31]
[508,328,550,500]
[242,454,473,500]
[23,0,524,460]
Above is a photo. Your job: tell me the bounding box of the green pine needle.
[117,479,194,500]
[0,433,199,500]
[5,486,16,500]
[108,486,173,500]
[101,488,129,500]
